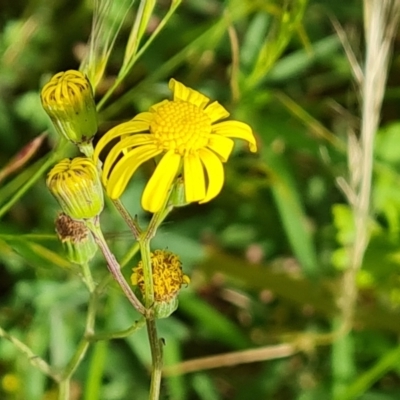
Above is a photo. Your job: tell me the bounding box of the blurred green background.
[1,0,400,399]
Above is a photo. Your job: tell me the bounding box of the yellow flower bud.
[40,70,98,145]
[55,213,97,264]
[47,157,104,220]
[131,250,190,318]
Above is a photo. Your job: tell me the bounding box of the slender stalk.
[145,205,173,242]
[81,262,96,292]
[147,320,163,400]
[139,234,161,400]
[139,238,154,308]
[137,196,174,399]
[58,267,97,400]
[58,381,70,400]
[90,318,146,341]
[0,326,60,381]
[87,218,146,315]
[112,199,141,239]
[120,241,141,268]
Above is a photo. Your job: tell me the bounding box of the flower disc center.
[150,100,211,155]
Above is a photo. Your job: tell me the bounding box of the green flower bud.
[55,213,97,264]
[40,70,98,146]
[131,250,190,319]
[47,157,104,220]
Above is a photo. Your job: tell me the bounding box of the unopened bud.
[47,157,104,220]
[40,70,98,146]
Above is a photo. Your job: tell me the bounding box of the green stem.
[139,238,154,308]
[0,325,60,381]
[139,225,163,400]
[58,380,70,400]
[58,274,97,399]
[120,241,140,268]
[90,318,146,341]
[147,319,163,400]
[81,262,96,292]
[138,196,174,400]
[138,201,173,307]
[112,199,141,239]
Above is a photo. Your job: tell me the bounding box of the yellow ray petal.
[207,135,234,162]
[102,134,155,182]
[106,144,162,198]
[212,121,257,152]
[93,120,151,162]
[183,153,206,202]
[132,112,154,123]
[198,148,225,203]
[142,150,181,213]
[169,79,209,109]
[204,101,230,123]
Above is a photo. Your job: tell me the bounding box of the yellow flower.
[94,79,257,213]
[47,157,104,220]
[131,250,190,318]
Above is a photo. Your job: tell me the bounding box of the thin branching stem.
[87,218,146,315]
[0,326,60,382]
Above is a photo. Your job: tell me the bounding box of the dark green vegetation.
[1,0,400,399]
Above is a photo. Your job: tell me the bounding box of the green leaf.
[263,148,318,276]
[178,291,251,349]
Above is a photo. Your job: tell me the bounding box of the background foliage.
[1,0,400,399]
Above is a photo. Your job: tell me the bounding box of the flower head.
[47,157,104,220]
[94,79,257,213]
[55,213,97,264]
[131,250,190,318]
[41,70,98,146]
